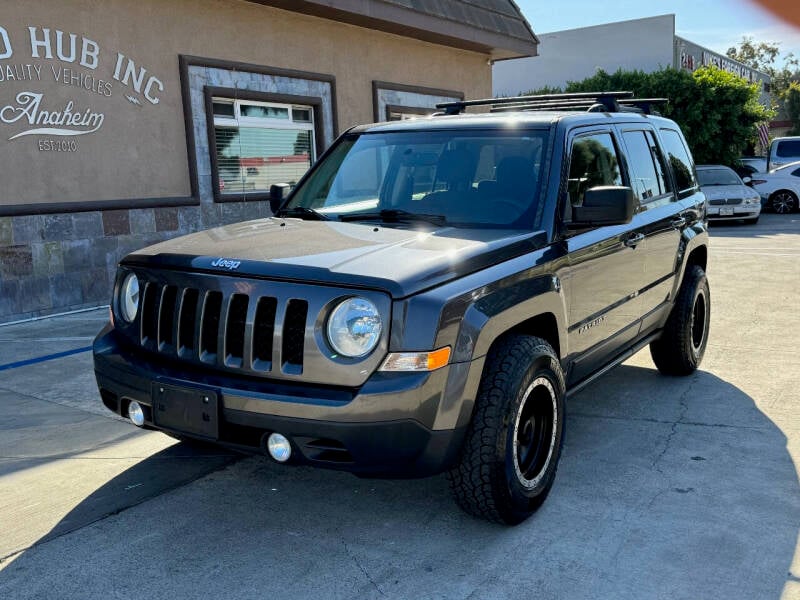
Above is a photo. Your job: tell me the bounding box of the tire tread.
[447,335,563,524]
[650,265,709,375]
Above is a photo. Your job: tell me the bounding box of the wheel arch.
[494,312,561,359]
[685,244,707,273]
[769,188,798,201]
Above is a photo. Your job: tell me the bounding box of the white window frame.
[212,98,316,195]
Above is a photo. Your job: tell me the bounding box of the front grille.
[121,270,390,387]
[136,282,306,375]
[709,198,743,206]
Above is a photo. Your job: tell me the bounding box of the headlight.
[119,272,140,323]
[326,297,382,358]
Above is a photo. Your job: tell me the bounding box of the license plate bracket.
[152,383,219,440]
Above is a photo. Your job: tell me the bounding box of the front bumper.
[706,205,761,220]
[93,325,469,477]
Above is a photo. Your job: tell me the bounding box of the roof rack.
[435,92,668,116]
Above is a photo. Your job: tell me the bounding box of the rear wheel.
[650,265,710,375]
[448,335,565,525]
[770,190,797,214]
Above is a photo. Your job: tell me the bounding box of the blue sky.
[514,0,800,65]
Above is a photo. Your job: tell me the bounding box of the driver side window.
[566,132,623,211]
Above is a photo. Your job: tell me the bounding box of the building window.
[386,105,435,121]
[373,81,463,122]
[212,98,315,196]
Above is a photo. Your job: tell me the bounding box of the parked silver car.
[696,165,761,224]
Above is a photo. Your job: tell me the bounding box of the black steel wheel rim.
[691,290,707,352]
[513,377,557,489]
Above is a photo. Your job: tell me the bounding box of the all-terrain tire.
[649,265,710,376]
[447,335,565,525]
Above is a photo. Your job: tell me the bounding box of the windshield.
[285,129,549,228]
[697,168,741,186]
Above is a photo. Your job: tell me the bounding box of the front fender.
[672,218,709,300]
[388,246,570,431]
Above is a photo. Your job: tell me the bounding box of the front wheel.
[650,265,710,375]
[448,335,565,525]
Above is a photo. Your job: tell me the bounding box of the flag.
[758,123,770,151]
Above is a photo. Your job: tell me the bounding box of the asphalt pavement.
[0,213,798,599]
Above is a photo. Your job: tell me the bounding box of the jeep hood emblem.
[210,257,241,270]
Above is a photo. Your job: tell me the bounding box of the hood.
[701,184,757,200]
[124,217,548,298]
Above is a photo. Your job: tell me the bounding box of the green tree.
[726,37,799,98]
[785,82,800,135]
[524,66,774,165]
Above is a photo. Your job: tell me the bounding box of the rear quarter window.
[659,128,698,196]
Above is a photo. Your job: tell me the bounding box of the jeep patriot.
[94,92,709,524]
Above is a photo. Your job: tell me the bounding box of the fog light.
[267,433,292,462]
[127,400,145,427]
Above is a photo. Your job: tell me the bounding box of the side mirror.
[570,186,635,227]
[270,183,291,213]
[742,176,752,185]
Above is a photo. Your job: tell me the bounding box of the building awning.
[250,0,539,60]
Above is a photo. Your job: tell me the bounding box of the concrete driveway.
[0,213,798,599]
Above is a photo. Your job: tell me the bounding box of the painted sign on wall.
[0,25,165,149]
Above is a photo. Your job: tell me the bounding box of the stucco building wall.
[493,15,676,95]
[0,0,494,322]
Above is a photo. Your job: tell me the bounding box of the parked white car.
[750,161,800,214]
[696,165,762,224]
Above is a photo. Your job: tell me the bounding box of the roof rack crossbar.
[490,100,601,113]
[436,91,634,115]
[618,98,669,115]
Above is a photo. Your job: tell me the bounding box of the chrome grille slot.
[727,198,742,205]
[225,294,249,368]
[158,285,178,352]
[178,288,199,358]
[200,291,223,364]
[282,299,308,374]
[140,282,160,348]
[252,297,277,372]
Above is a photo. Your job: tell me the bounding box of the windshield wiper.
[275,206,329,221]
[338,209,447,226]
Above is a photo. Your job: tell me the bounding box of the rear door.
[617,126,684,332]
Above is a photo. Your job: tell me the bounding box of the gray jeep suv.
[94,92,709,524]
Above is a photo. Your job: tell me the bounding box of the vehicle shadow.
[1,366,798,600]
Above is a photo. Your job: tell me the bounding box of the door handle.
[671,216,687,229]
[624,233,645,248]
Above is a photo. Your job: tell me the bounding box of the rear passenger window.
[566,132,623,209]
[622,130,671,203]
[660,129,698,195]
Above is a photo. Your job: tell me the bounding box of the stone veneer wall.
[0,201,270,323]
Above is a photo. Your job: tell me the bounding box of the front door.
[560,129,645,384]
